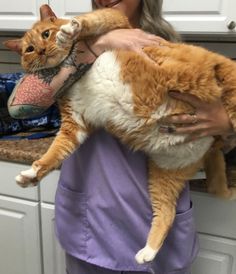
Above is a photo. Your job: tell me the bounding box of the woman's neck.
[129,8,142,28]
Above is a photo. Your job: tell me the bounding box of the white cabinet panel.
[191,192,236,239]
[0,0,92,31]
[0,195,42,274]
[163,0,236,33]
[0,161,39,200]
[163,0,223,14]
[191,234,236,274]
[0,0,48,31]
[41,203,65,274]
[40,169,60,203]
[50,0,92,18]
[1,0,235,33]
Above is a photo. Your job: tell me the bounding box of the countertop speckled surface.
[0,135,210,193]
[0,136,54,164]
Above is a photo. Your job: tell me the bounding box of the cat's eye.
[42,30,50,39]
[25,46,34,53]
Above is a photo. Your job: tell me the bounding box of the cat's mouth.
[105,0,121,8]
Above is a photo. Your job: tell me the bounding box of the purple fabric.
[55,130,199,273]
[66,254,150,274]
[65,253,192,274]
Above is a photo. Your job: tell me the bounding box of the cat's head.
[3,5,70,72]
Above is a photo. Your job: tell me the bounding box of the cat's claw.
[15,167,39,188]
[135,245,158,264]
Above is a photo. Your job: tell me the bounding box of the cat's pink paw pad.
[15,167,39,188]
[135,245,158,264]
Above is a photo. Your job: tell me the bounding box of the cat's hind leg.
[16,109,89,187]
[135,159,201,264]
[205,146,236,200]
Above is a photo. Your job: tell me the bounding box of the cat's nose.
[39,48,46,55]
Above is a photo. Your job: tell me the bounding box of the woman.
[55,1,233,274]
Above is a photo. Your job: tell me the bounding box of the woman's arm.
[90,32,233,140]
[87,28,163,55]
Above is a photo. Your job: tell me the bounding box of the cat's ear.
[40,4,57,21]
[3,39,22,55]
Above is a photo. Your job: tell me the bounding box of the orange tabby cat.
[4,5,236,264]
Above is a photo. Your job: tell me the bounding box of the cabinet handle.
[227,21,236,30]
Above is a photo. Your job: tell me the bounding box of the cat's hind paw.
[15,167,39,188]
[56,18,82,47]
[135,245,158,264]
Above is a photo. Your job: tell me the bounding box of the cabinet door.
[191,191,236,239]
[191,233,236,274]
[50,0,92,18]
[163,0,236,33]
[0,0,48,31]
[0,161,39,201]
[0,195,42,274]
[41,203,66,274]
[40,169,60,204]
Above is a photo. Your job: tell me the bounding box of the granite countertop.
[0,134,210,193]
[1,134,235,195]
[0,136,54,165]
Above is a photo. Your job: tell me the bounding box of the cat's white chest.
[67,51,213,169]
[68,51,135,127]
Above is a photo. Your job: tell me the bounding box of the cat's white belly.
[68,51,214,169]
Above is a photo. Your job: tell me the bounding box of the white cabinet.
[191,234,236,274]
[191,192,236,238]
[190,191,236,274]
[0,161,41,274]
[50,0,92,18]
[0,195,42,274]
[0,161,64,274]
[0,161,38,200]
[1,0,236,33]
[40,170,65,274]
[163,0,236,33]
[41,203,65,274]
[0,0,92,31]
[0,0,48,31]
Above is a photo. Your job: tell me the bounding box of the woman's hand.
[86,28,163,55]
[159,91,234,141]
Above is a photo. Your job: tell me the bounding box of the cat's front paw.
[16,167,39,188]
[135,245,158,264]
[56,18,82,47]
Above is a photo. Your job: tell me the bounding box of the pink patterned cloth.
[7,40,97,119]
[12,74,55,107]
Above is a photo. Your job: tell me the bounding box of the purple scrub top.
[55,130,199,274]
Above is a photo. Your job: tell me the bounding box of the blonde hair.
[141,0,180,41]
[92,0,180,42]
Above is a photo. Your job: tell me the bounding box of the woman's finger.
[160,113,198,124]
[159,122,209,135]
[168,91,206,109]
